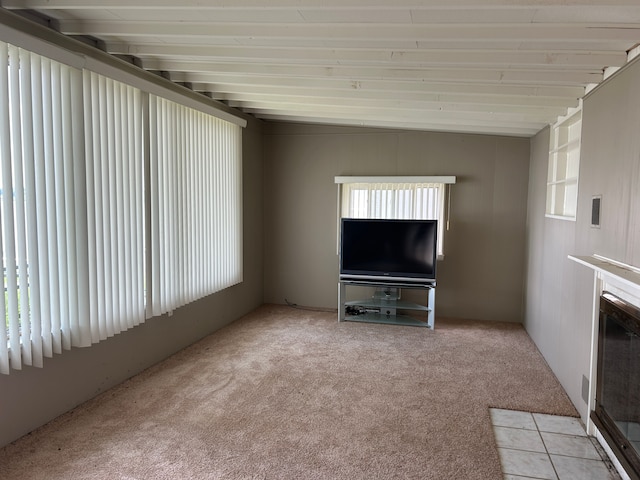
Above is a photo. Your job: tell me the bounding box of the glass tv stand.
[338,279,435,329]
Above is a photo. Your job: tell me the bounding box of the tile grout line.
[492,409,557,480]
[493,409,623,480]
[532,413,561,480]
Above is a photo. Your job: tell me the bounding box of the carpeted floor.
[0,304,577,479]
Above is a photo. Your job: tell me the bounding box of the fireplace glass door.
[594,292,640,478]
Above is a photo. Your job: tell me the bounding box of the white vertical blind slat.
[12,48,31,366]
[161,98,169,312]
[105,77,116,337]
[59,64,73,351]
[149,95,160,317]
[122,86,132,326]
[90,75,101,339]
[4,46,18,367]
[97,74,109,340]
[25,51,43,369]
[72,67,90,349]
[134,89,145,319]
[40,57,55,359]
[6,45,21,369]
[113,81,124,331]
[0,42,12,373]
[160,98,168,313]
[50,60,64,354]
[164,100,171,307]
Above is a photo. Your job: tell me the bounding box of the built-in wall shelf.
[547,109,582,220]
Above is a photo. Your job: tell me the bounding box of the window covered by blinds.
[1,39,243,374]
[340,181,448,257]
[0,42,87,372]
[83,71,146,343]
[149,95,242,317]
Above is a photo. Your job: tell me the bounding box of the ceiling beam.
[169,72,585,99]
[231,101,557,124]
[140,59,603,85]
[106,43,627,70]
[204,84,579,109]
[249,111,543,137]
[6,0,640,9]
[215,92,568,118]
[58,21,640,44]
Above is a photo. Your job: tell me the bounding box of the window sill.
[545,213,577,222]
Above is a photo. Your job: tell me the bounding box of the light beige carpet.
[0,304,577,479]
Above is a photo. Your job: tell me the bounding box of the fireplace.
[592,291,640,479]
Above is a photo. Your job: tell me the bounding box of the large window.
[149,95,242,317]
[0,40,243,374]
[335,176,456,258]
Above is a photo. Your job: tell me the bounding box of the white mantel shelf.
[569,254,640,291]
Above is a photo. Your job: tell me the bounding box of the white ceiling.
[3,0,640,137]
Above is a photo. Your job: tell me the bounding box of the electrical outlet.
[582,375,590,404]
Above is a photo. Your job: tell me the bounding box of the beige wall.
[0,116,265,448]
[524,129,593,421]
[524,56,640,423]
[263,122,531,322]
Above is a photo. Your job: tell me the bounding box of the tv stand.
[338,280,435,329]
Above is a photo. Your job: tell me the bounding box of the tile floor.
[490,408,622,480]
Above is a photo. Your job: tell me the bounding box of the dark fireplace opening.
[592,291,640,480]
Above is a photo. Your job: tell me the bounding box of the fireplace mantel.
[569,254,640,292]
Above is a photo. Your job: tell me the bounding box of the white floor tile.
[550,454,617,480]
[540,432,602,460]
[533,413,586,437]
[492,409,623,480]
[498,448,558,480]
[494,426,546,453]
[491,408,538,430]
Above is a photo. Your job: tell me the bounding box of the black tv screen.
[340,218,437,284]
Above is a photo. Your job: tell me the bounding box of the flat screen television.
[339,218,437,285]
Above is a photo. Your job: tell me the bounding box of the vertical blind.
[0,40,243,374]
[149,95,242,317]
[0,43,87,372]
[341,182,446,256]
[83,70,146,344]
